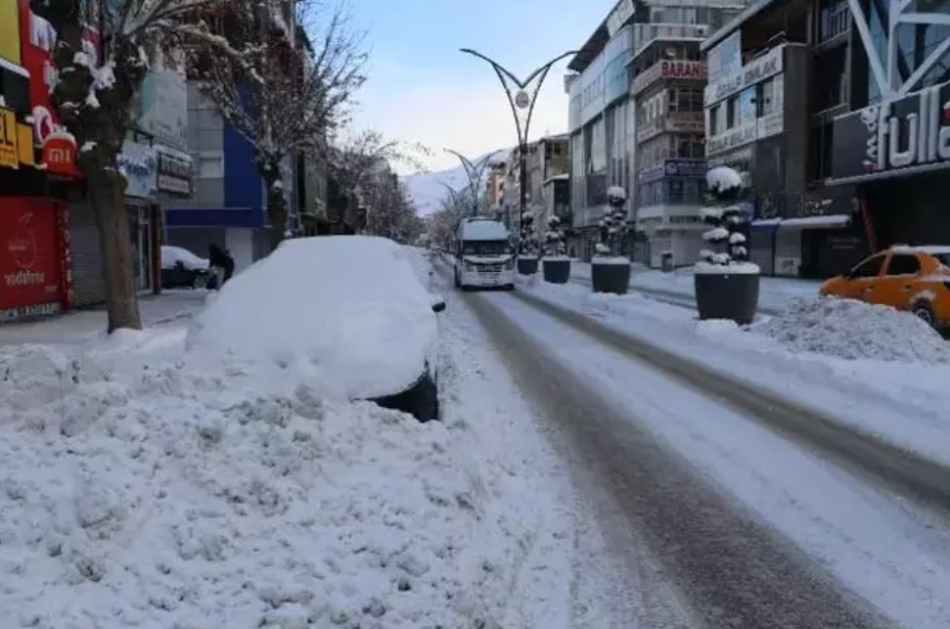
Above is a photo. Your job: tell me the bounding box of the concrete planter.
[591,261,631,295]
[517,257,539,275]
[542,258,571,284]
[694,271,760,325]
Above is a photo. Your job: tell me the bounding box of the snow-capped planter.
[542,215,571,284]
[517,257,539,275]
[591,186,631,294]
[694,166,760,325]
[517,208,540,275]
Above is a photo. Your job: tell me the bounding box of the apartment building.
[566,0,747,263]
[500,135,569,239]
[699,0,889,278]
[629,39,709,267]
[826,2,950,252]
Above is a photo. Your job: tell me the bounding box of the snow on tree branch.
[186,0,367,168]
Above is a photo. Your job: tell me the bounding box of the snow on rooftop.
[185,236,437,399]
[458,219,509,241]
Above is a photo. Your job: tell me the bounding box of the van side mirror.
[432,300,446,313]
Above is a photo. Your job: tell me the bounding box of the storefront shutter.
[67,201,106,308]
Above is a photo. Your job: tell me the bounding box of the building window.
[197,152,224,179]
[670,87,704,113]
[726,96,739,129]
[709,104,719,135]
[758,79,775,116]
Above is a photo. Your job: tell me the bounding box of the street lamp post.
[459,48,577,255]
[444,148,493,217]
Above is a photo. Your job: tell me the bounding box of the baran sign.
[631,60,706,96]
[830,81,950,180]
[704,45,784,107]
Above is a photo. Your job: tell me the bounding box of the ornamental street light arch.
[444,148,494,217]
[459,48,578,243]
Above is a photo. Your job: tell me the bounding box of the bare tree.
[425,193,467,253]
[187,0,367,250]
[363,178,422,244]
[41,0,227,331]
[329,129,428,202]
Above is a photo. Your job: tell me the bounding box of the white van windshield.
[462,240,509,255]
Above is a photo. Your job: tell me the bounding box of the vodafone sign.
[0,198,62,313]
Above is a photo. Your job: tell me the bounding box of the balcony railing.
[818,2,849,43]
[633,23,708,57]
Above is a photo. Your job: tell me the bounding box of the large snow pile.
[0,329,545,628]
[186,236,437,400]
[755,297,950,363]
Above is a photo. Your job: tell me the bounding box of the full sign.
[831,80,950,180]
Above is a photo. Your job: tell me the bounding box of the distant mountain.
[401,148,511,216]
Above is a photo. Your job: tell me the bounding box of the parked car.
[161,246,218,290]
[184,236,446,421]
[820,245,950,330]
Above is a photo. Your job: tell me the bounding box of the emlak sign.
[831,81,950,181]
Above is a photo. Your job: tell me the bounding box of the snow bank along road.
[434,264,950,627]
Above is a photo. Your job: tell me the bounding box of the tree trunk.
[87,168,142,332]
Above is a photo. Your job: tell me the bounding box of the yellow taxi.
[819,246,950,330]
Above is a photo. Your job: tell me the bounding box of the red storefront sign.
[660,60,706,80]
[0,198,63,317]
[18,0,100,178]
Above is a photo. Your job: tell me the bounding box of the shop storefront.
[829,79,950,249]
[118,139,159,292]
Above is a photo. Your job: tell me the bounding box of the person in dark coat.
[208,244,235,287]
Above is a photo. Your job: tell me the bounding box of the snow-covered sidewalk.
[0,252,577,629]
[0,290,208,346]
[571,261,821,311]
[516,276,950,466]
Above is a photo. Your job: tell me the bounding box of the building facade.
[827,1,950,253]
[701,0,873,278]
[0,0,96,320]
[565,1,635,261]
[630,42,709,267]
[565,0,747,263]
[163,83,293,273]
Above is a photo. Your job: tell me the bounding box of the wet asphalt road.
[459,287,901,629]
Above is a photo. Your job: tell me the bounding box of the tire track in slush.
[462,290,898,629]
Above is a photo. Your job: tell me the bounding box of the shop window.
[885,254,920,276]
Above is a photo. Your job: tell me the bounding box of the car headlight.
[465,261,476,271]
[504,258,514,269]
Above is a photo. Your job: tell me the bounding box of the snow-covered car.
[184,236,444,421]
[160,245,217,289]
